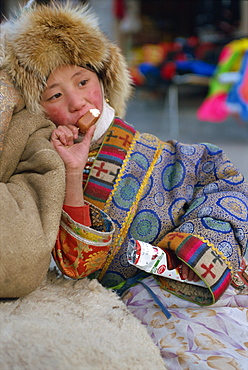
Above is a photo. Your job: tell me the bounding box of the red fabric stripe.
[179,236,203,260]
[101,147,127,160]
[86,182,111,199]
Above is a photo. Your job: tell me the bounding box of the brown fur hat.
[0,1,132,117]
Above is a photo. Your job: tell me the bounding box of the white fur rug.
[0,271,166,370]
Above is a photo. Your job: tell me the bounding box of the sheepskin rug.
[0,270,166,370]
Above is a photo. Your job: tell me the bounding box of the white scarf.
[91,98,115,144]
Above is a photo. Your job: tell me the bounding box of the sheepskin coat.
[0,72,65,298]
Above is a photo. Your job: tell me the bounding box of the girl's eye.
[79,80,87,87]
[49,92,62,100]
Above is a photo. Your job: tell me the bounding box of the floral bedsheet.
[122,276,248,370]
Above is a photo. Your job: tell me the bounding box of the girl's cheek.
[91,90,103,111]
[46,107,67,126]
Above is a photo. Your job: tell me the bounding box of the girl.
[1,1,247,305]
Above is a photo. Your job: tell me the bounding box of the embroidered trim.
[84,119,136,207]
[98,139,165,281]
[103,131,140,213]
[60,220,112,247]
[61,202,114,240]
[196,234,234,277]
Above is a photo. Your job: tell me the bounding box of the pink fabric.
[197,93,230,122]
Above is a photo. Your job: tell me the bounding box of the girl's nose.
[68,92,86,112]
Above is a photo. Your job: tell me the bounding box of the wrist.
[65,167,83,176]
[64,171,84,206]
[65,171,83,187]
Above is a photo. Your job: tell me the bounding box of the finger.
[68,124,80,139]
[52,130,69,146]
[180,263,188,280]
[54,127,75,146]
[60,126,75,143]
[193,273,200,282]
[187,268,195,281]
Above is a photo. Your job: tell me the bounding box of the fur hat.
[0,1,132,117]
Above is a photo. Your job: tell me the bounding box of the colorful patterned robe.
[53,118,248,305]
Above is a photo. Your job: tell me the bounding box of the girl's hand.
[50,124,96,206]
[50,124,96,171]
[180,262,200,282]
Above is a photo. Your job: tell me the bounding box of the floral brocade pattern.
[52,202,115,279]
[122,275,248,370]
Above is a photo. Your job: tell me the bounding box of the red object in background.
[187,36,199,48]
[195,42,215,61]
[113,0,125,19]
[129,66,145,86]
[160,61,176,81]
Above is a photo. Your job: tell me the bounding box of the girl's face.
[40,65,103,127]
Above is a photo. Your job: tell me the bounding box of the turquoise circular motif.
[217,196,248,221]
[179,222,194,233]
[119,251,132,267]
[130,210,161,242]
[202,161,215,173]
[197,206,213,217]
[180,144,195,156]
[131,152,149,170]
[154,191,165,207]
[234,228,244,241]
[203,183,219,195]
[186,185,194,200]
[113,174,140,210]
[202,217,231,233]
[162,161,185,190]
[141,133,159,144]
[218,241,233,258]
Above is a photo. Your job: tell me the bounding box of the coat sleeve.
[157,142,248,304]
[173,143,248,269]
[0,109,65,298]
[52,202,115,279]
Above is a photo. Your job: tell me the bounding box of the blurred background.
[1,0,248,177]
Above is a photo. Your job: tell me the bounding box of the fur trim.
[0,1,132,117]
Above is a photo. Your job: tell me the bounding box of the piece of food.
[78,109,100,133]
